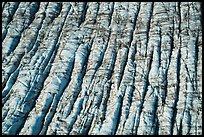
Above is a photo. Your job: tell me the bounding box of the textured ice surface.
[2,2,202,135]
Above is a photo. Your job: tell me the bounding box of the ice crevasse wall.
[2,2,202,135]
